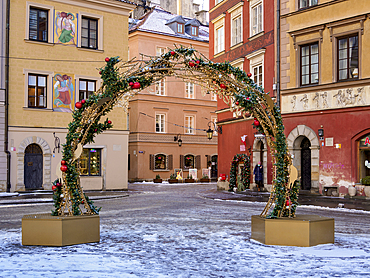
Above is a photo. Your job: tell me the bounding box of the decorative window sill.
[24,39,54,46]
[23,107,53,111]
[77,47,104,53]
[249,31,264,41]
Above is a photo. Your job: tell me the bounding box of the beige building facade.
[6,0,135,192]
[128,7,217,182]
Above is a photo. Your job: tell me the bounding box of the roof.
[129,6,209,43]
[185,18,201,27]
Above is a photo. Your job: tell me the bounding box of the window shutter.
[196,155,201,169]
[168,155,173,170]
[149,154,154,170]
[180,155,184,169]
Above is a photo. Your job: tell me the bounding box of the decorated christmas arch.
[229,154,251,192]
[53,46,297,218]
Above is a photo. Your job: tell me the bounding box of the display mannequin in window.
[254,162,263,191]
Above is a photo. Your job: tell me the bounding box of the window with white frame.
[155,114,165,133]
[253,64,263,86]
[156,47,166,56]
[79,79,96,101]
[185,116,195,134]
[185,82,194,99]
[215,26,225,54]
[78,12,103,50]
[211,93,218,101]
[251,1,263,36]
[299,0,318,9]
[246,49,265,88]
[229,3,243,46]
[155,79,165,95]
[26,3,53,43]
[28,74,47,108]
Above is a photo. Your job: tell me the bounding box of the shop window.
[80,148,101,176]
[184,154,195,169]
[337,34,359,81]
[29,8,48,42]
[81,17,98,49]
[299,0,318,9]
[155,154,167,170]
[79,79,96,101]
[300,42,319,86]
[28,74,47,108]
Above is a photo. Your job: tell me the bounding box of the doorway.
[24,144,43,190]
[211,155,218,179]
[300,137,311,190]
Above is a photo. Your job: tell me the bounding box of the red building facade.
[210,0,276,190]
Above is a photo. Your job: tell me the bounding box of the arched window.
[184,154,195,169]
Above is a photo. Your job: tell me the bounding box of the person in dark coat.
[253,162,263,191]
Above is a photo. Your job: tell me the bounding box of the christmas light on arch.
[53,46,297,218]
[229,153,251,192]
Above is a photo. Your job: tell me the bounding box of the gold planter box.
[22,213,100,246]
[251,215,334,247]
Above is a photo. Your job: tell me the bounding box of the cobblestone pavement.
[0,183,369,277]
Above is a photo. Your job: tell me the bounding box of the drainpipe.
[276,0,281,108]
[5,0,11,192]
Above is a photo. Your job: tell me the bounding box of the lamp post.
[206,121,222,140]
[174,134,182,147]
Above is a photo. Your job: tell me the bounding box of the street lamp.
[174,134,182,147]
[206,121,222,140]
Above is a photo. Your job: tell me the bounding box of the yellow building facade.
[7,0,135,192]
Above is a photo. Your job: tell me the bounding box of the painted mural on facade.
[54,11,77,45]
[53,73,75,112]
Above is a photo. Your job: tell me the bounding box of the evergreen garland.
[229,154,251,191]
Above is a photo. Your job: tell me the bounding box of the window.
[232,16,242,46]
[155,154,167,170]
[211,93,218,101]
[299,0,318,9]
[28,74,47,108]
[338,35,359,81]
[191,26,198,36]
[185,82,194,99]
[29,8,48,42]
[81,17,98,49]
[215,26,225,53]
[156,47,166,56]
[155,79,165,95]
[184,154,195,169]
[253,64,263,86]
[156,114,165,133]
[177,23,184,34]
[300,42,319,86]
[80,148,101,176]
[251,3,263,36]
[79,80,96,101]
[185,116,195,134]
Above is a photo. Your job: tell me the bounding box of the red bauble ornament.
[189,61,195,67]
[285,200,291,206]
[170,51,175,56]
[94,129,97,132]
[235,101,239,105]
[196,60,200,64]
[220,83,226,89]
[61,160,66,165]
[81,99,86,104]
[108,120,112,124]
[133,82,141,89]
[105,57,110,62]
[75,102,82,109]
[254,120,260,127]
[56,182,61,187]
[52,185,57,191]
[247,72,252,78]
[246,97,250,100]
[60,165,68,172]
[99,71,102,75]
[129,82,134,87]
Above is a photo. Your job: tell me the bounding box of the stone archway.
[286,125,320,193]
[16,136,52,191]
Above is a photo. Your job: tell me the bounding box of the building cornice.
[281,0,347,19]
[48,0,135,16]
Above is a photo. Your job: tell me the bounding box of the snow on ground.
[0,222,369,277]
